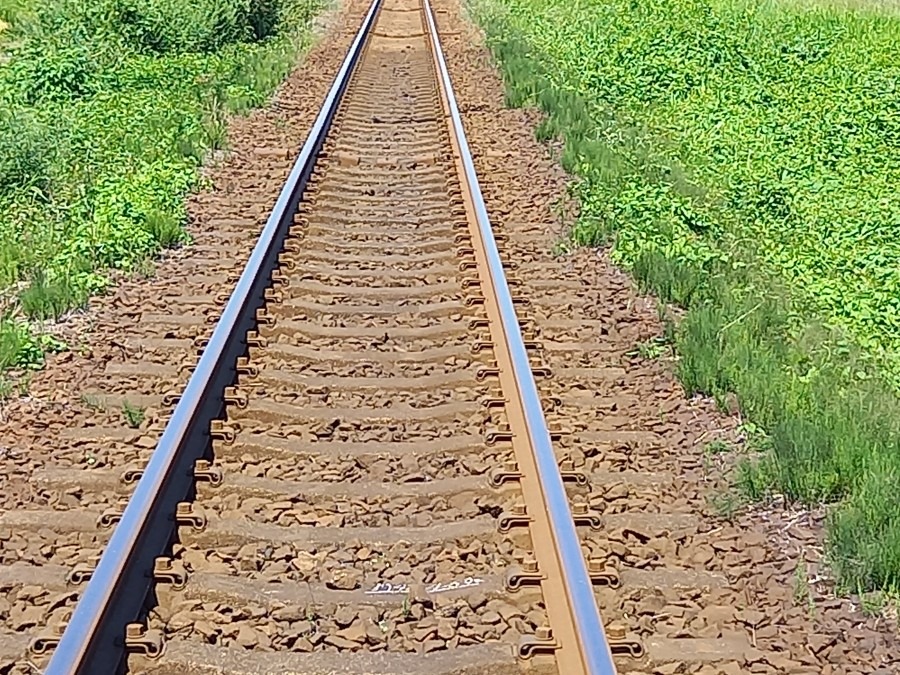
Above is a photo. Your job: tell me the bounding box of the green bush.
[102,0,287,54]
[7,42,100,103]
[474,0,900,592]
[0,0,322,368]
[0,108,54,191]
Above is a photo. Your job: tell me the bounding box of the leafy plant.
[121,400,145,428]
[8,41,100,104]
[626,335,670,360]
[0,0,323,367]
[704,439,731,455]
[0,319,63,370]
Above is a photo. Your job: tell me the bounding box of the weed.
[709,490,740,519]
[858,590,886,618]
[19,266,88,320]
[0,371,30,401]
[794,560,808,603]
[0,318,44,370]
[144,210,187,250]
[132,258,157,280]
[659,308,677,346]
[0,107,54,192]
[200,86,230,150]
[80,393,106,410]
[627,335,670,360]
[16,372,31,396]
[705,439,731,455]
[0,377,13,400]
[550,237,572,258]
[401,594,411,620]
[793,560,816,613]
[121,400,145,428]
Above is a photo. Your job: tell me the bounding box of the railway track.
[6,0,897,674]
[18,0,629,673]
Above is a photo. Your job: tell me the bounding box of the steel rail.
[43,1,383,671]
[421,2,618,673]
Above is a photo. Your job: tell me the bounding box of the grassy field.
[0,0,322,371]
[473,0,900,592]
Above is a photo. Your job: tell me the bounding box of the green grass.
[0,0,322,370]
[473,0,900,592]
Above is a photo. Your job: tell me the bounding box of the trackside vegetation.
[472,0,900,592]
[0,0,322,369]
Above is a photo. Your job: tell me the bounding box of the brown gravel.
[433,0,900,672]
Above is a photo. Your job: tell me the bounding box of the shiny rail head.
[419,1,619,674]
[42,1,384,673]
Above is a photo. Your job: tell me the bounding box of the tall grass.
[473,0,900,592]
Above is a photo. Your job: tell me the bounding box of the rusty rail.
[422,2,618,672]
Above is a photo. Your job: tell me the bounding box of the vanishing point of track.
[32,0,632,673]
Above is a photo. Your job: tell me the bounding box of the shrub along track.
[0,2,898,675]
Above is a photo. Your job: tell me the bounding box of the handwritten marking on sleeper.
[365,576,485,595]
